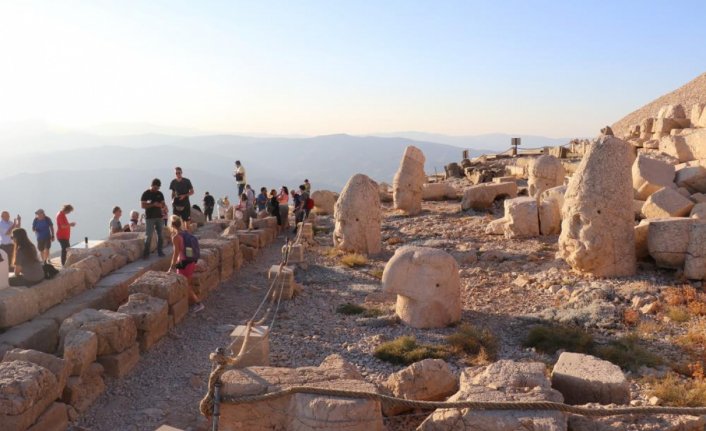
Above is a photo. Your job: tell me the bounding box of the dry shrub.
[387,237,403,245]
[677,321,706,351]
[688,301,706,316]
[650,373,706,407]
[369,268,384,279]
[664,287,686,306]
[446,324,498,365]
[594,334,662,372]
[637,321,662,339]
[340,253,368,268]
[523,324,593,355]
[666,306,691,323]
[623,308,640,327]
[374,336,448,365]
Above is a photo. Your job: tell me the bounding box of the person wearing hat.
[233,160,246,197]
[32,208,54,263]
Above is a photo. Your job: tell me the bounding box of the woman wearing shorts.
[168,215,204,313]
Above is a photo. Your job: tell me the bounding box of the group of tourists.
[1,161,314,314]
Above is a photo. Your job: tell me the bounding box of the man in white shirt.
[0,211,20,269]
[234,160,246,197]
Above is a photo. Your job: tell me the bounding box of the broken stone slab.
[418,360,566,430]
[169,297,189,327]
[26,402,68,431]
[383,359,457,416]
[32,268,87,314]
[632,154,675,200]
[676,165,706,193]
[0,360,59,431]
[70,255,102,287]
[422,182,458,201]
[382,246,461,329]
[684,221,706,280]
[528,155,565,198]
[191,270,219,299]
[62,362,105,414]
[311,190,338,215]
[461,182,518,210]
[194,248,219,276]
[237,231,261,248]
[59,309,137,356]
[97,342,139,378]
[0,318,59,354]
[241,245,259,262]
[551,352,629,405]
[691,202,706,219]
[2,348,70,401]
[229,325,270,367]
[642,187,694,219]
[117,293,169,352]
[539,185,566,235]
[128,271,188,306]
[647,217,693,268]
[0,286,41,329]
[95,237,143,263]
[659,129,706,162]
[283,243,305,264]
[62,329,97,377]
[219,354,382,431]
[502,197,540,238]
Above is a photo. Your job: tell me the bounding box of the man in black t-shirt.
[141,178,166,258]
[169,167,194,222]
[203,192,215,221]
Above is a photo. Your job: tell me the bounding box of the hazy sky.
[1,0,705,138]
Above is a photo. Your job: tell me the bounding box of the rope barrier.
[219,386,706,418]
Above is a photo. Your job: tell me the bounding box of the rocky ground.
[75,197,704,431]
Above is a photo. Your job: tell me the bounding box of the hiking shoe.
[190,303,205,313]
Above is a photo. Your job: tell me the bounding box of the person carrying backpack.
[168,215,204,313]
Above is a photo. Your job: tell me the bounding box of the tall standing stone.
[333,174,382,255]
[559,136,636,277]
[393,146,426,215]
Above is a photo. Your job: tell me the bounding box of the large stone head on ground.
[528,155,565,198]
[393,146,426,215]
[382,246,461,328]
[333,174,382,255]
[558,136,636,277]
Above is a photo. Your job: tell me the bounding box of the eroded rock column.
[393,146,426,215]
[333,174,382,255]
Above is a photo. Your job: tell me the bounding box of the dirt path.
[77,236,287,431]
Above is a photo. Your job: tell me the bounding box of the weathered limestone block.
[59,309,137,356]
[647,218,692,268]
[382,246,461,329]
[128,271,188,306]
[0,360,58,431]
[219,355,382,431]
[690,202,706,219]
[559,136,636,277]
[384,359,457,416]
[200,238,235,281]
[97,342,139,378]
[169,297,188,327]
[640,117,655,134]
[461,182,518,210]
[62,362,105,413]
[26,402,68,431]
[422,183,458,201]
[642,187,694,219]
[117,293,169,352]
[32,268,87,313]
[484,218,505,235]
[229,325,270,367]
[418,360,566,430]
[240,245,258,262]
[684,221,706,280]
[551,352,629,405]
[2,348,69,401]
[378,182,393,203]
[632,154,675,200]
[195,248,219,276]
[528,155,565,198]
[66,247,125,276]
[296,222,314,244]
[393,146,426,215]
[539,185,566,235]
[311,190,338,215]
[692,103,706,126]
[70,255,102,287]
[236,231,261,248]
[658,104,687,119]
[634,220,651,261]
[267,265,296,300]
[96,237,143,263]
[333,174,382,255]
[62,329,97,377]
[283,243,305,264]
[676,165,706,193]
[502,197,539,238]
[659,129,706,162]
[0,287,40,328]
[191,269,219,299]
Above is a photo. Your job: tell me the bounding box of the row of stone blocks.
[0,218,275,431]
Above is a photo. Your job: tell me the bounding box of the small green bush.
[336,303,366,315]
[523,324,594,355]
[447,324,498,360]
[340,253,369,268]
[374,336,448,365]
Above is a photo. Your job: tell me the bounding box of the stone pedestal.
[297,223,314,243]
[229,325,270,367]
[282,244,305,264]
[267,265,295,300]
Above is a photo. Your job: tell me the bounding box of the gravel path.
[78,236,288,431]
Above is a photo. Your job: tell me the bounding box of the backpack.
[43,263,59,280]
[305,198,315,210]
[180,231,200,263]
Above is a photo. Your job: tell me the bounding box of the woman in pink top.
[277,186,290,231]
[168,215,203,313]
